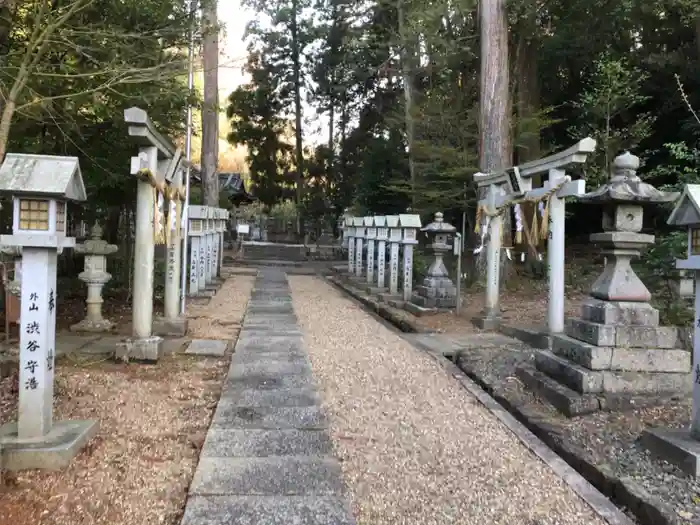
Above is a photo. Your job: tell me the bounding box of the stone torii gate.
[473,137,596,333]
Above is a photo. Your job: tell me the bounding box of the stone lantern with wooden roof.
[0,153,97,471]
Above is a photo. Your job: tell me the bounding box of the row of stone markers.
[339,213,461,314]
[187,204,228,297]
[341,214,421,303]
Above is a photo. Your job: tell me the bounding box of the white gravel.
[288,276,608,525]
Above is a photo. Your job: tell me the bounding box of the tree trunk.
[0,99,15,161]
[201,0,219,207]
[478,0,513,268]
[397,0,417,209]
[290,0,304,235]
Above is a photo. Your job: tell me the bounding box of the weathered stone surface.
[226,372,314,391]
[221,386,319,407]
[114,336,163,363]
[580,298,659,327]
[201,429,332,457]
[152,316,188,337]
[232,351,310,366]
[189,456,345,495]
[566,319,681,349]
[212,402,327,430]
[0,419,99,470]
[641,428,700,477]
[187,339,228,357]
[227,361,312,379]
[181,495,355,525]
[515,365,601,417]
[535,350,603,393]
[552,335,690,372]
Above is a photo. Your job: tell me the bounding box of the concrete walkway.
[180,268,355,525]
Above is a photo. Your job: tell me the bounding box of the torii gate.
[473,137,597,333]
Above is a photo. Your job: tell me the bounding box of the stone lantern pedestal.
[410,212,458,312]
[71,223,117,333]
[517,152,688,417]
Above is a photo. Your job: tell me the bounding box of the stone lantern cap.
[0,153,87,201]
[579,151,679,205]
[421,212,456,234]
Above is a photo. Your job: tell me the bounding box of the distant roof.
[0,153,87,201]
[219,172,255,204]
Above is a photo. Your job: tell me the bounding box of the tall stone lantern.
[0,153,97,470]
[411,212,458,309]
[71,223,118,332]
[578,152,679,304]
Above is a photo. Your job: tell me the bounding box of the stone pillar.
[346,218,355,273]
[205,213,213,285]
[189,235,200,295]
[198,215,207,292]
[547,169,567,334]
[71,224,117,332]
[478,185,502,329]
[117,147,163,361]
[387,216,401,296]
[365,217,376,285]
[354,218,364,277]
[399,214,421,302]
[154,179,187,336]
[375,216,388,290]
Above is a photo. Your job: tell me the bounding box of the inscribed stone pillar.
[375,216,388,289]
[365,216,376,285]
[387,216,401,296]
[354,217,364,277]
[0,152,96,470]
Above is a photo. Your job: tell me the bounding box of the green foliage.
[567,54,655,187]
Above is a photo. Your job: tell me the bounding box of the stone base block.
[535,349,692,395]
[0,419,99,470]
[412,293,457,309]
[405,302,438,317]
[473,312,500,330]
[580,298,659,327]
[115,335,163,363]
[69,317,114,333]
[189,290,215,298]
[551,334,690,372]
[377,292,402,303]
[365,286,388,295]
[153,316,188,337]
[499,324,550,349]
[566,318,682,349]
[642,427,700,477]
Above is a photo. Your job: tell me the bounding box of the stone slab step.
[227,361,312,380]
[219,387,320,407]
[225,372,315,392]
[189,456,346,496]
[515,364,601,417]
[211,402,327,430]
[181,495,355,525]
[201,429,333,458]
[535,350,603,394]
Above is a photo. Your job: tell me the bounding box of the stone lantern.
[519,152,688,419]
[71,223,118,332]
[0,153,97,470]
[411,212,458,309]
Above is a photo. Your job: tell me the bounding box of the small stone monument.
[0,153,97,470]
[642,184,700,476]
[410,212,458,312]
[399,214,421,302]
[71,222,117,332]
[517,152,687,417]
[365,216,376,285]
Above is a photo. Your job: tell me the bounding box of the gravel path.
[288,276,608,525]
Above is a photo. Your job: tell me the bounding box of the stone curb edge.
[321,274,649,525]
[453,356,678,525]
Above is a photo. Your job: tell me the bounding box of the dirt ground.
[0,275,253,525]
[413,282,589,335]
